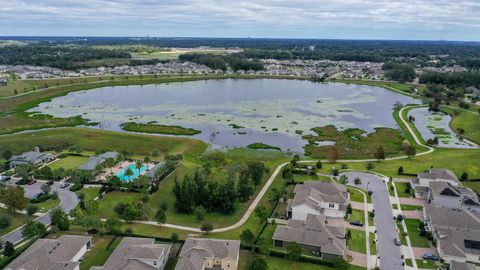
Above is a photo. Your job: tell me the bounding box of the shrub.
[69,183,83,192]
[0,214,12,229]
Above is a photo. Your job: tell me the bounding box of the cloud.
[0,0,479,40]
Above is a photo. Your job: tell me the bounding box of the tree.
[316,160,322,169]
[82,215,102,232]
[170,232,179,244]
[374,146,385,160]
[397,166,404,175]
[286,242,302,261]
[339,175,348,185]
[3,241,14,257]
[144,156,151,164]
[0,214,11,229]
[268,187,282,205]
[41,183,51,195]
[346,204,352,215]
[328,148,339,162]
[26,204,38,216]
[404,145,416,157]
[195,206,206,221]
[237,171,253,202]
[22,220,47,238]
[461,172,469,181]
[50,208,70,230]
[2,149,13,160]
[240,229,255,246]
[332,258,350,269]
[105,217,122,234]
[248,255,268,270]
[254,206,269,223]
[124,167,134,181]
[354,177,362,185]
[155,209,166,223]
[150,149,159,159]
[248,162,265,186]
[201,222,213,234]
[105,158,116,173]
[3,186,28,212]
[366,162,375,170]
[256,236,270,255]
[135,160,144,175]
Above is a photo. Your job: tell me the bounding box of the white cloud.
[0,0,479,40]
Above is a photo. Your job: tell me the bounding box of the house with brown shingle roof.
[5,235,92,270]
[272,213,347,259]
[91,237,171,270]
[287,181,349,220]
[175,238,240,270]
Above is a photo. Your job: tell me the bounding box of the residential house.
[449,261,478,270]
[413,168,460,198]
[9,147,55,168]
[272,213,347,259]
[91,237,171,270]
[428,182,480,211]
[466,86,480,99]
[287,181,349,220]
[423,206,480,264]
[78,151,119,171]
[5,235,92,270]
[175,238,240,270]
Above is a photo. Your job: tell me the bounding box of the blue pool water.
[117,164,148,181]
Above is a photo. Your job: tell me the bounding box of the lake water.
[408,107,478,149]
[29,79,420,152]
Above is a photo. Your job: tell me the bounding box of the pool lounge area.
[116,164,148,181]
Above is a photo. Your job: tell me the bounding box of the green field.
[120,122,201,136]
[48,155,90,170]
[441,106,480,145]
[0,208,30,236]
[404,218,430,248]
[97,191,145,218]
[348,187,372,203]
[78,187,101,202]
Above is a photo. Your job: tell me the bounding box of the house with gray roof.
[9,148,55,168]
[413,168,460,198]
[272,213,347,259]
[450,261,478,270]
[175,238,240,270]
[91,237,171,270]
[423,205,480,264]
[428,182,480,211]
[78,151,119,172]
[287,181,349,220]
[5,235,91,270]
[466,86,480,99]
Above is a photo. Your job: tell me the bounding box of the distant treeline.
[420,71,480,88]
[179,53,264,71]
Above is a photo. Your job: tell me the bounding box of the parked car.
[35,193,43,199]
[394,238,401,246]
[60,182,70,189]
[350,220,364,227]
[422,253,439,261]
[28,180,37,185]
[0,175,11,182]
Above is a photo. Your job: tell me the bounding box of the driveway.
[1,181,79,244]
[341,171,404,270]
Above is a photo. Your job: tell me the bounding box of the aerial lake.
[29,79,420,152]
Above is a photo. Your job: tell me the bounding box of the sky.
[0,0,479,41]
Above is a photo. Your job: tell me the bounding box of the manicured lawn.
[348,187,371,203]
[347,209,365,224]
[368,212,375,226]
[77,187,101,202]
[395,204,423,211]
[96,191,144,218]
[441,106,480,144]
[48,155,89,170]
[404,219,430,248]
[397,221,407,245]
[387,181,395,196]
[0,207,30,236]
[80,235,122,270]
[33,198,60,213]
[347,229,367,254]
[370,232,377,255]
[394,182,412,198]
[405,259,438,269]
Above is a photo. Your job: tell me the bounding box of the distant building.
[272,213,347,259]
[5,235,92,270]
[423,206,480,264]
[428,181,480,211]
[91,237,171,270]
[413,168,460,198]
[78,151,119,171]
[287,181,349,219]
[9,147,55,168]
[175,238,240,270]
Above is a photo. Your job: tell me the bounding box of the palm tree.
[135,161,143,175]
[144,156,151,165]
[105,158,116,174]
[124,167,134,181]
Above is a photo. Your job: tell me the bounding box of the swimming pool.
[116,164,148,181]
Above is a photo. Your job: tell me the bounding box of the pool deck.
[97,161,155,181]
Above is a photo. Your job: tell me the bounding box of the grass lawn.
[405,259,438,269]
[394,182,412,198]
[96,191,145,218]
[370,232,377,255]
[394,204,423,211]
[441,106,480,145]
[77,187,101,202]
[0,207,30,236]
[348,187,371,203]
[80,235,122,270]
[33,198,60,213]
[397,221,407,245]
[387,181,395,196]
[404,219,430,248]
[347,229,367,254]
[368,212,374,226]
[347,209,365,224]
[48,155,89,170]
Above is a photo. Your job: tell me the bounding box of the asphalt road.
[341,171,404,270]
[1,181,79,244]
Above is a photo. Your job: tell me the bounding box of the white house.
[287,181,349,220]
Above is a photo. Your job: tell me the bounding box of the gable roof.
[98,237,170,270]
[450,261,478,270]
[9,151,53,164]
[176,238,240,270]
[5,235,91,270]
[272,214,346,256]
[292,181,348,209]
